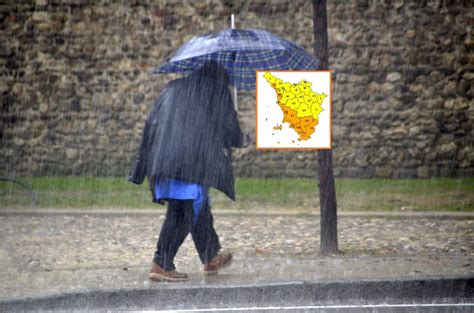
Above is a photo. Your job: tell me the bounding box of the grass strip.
[0,177,472,211]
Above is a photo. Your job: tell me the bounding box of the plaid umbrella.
[153,28,320,90]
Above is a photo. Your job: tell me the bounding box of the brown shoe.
[204,250,233,276]
[149,261,188,282]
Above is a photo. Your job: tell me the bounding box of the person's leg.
[191,198,222,264]
[154,199,194,271]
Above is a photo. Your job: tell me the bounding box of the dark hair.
[199,61,229,85]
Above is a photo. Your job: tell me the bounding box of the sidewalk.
[3,207,474,218]
[0,209,472,310]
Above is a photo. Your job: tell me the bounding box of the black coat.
[128,70,243,201]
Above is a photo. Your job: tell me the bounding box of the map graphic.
[256,71,332,149]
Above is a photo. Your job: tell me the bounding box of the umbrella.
[153,28,320,91]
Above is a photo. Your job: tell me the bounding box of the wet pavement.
[0,209,472,310]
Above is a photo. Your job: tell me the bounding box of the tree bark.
[313,0,338,255]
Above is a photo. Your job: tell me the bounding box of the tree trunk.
[313,0,338,255]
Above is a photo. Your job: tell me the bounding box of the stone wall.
[1,0,472,179]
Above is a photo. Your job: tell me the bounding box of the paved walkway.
[0,209,472,301]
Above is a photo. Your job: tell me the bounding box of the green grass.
[334,178,474,211]
[0,177,473,211]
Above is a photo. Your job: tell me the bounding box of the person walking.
[129,61,243,282]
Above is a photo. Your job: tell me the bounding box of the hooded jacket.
[128,65,243,201]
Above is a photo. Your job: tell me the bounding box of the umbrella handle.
[233,86,238,111]
[231,13,238,111]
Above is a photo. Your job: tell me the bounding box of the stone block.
[386,72,402,82]
[375,166,393,178]
[416,165,430,178]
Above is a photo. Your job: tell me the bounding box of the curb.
[1,276,472,311]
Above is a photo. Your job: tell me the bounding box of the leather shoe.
[204,250,233,276]
[149,261,188,282]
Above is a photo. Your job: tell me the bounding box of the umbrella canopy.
[154,28,320,90]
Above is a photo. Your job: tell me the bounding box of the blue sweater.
[154,179,208,224]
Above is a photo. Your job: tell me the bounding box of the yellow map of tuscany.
[263,72,327,141]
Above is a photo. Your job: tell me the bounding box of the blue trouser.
[154,198,221,271]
